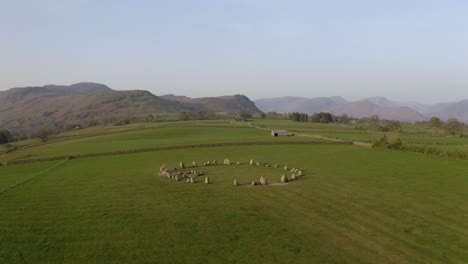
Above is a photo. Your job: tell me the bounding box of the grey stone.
[280,174,288,183]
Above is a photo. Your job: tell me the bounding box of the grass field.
[1,120,467,263]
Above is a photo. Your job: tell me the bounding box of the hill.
[163,94,262,114]
[0,120,467,263]
[334,100,426,121]
[255,96,426,121]
[255,96,347,113]
[0,83,261,132]
[429,99,468,122]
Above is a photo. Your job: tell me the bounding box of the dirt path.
[242,123,372,147]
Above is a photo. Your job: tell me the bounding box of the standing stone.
[290,168,295,173]
[291,173,297,181]
[256,162,261,166]
[192,161,197,167]
[259,176,267,185]
[180,161,185,169]
[159,164,167,172]
[204,176,210,184]
[250,159,254,165]
[251,181,257,186]
[236,161,240,165]
[190,177,195,183]
[284,165,288,171]
[212,160,217,165]
[298,170,303,176]
[233,179,239,186]
[187,178,190,183]
[224,158,230,165]
[280,174,288,183]
[274,164,279,168]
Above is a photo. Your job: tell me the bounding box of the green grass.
[1,120,467,263]
[0,125,323,162]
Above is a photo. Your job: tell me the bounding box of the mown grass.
[0,144,467,263]
[0,125,323,162]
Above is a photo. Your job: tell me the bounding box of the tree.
[310,112,333,123]
[380,120,401,132]
[239,110,252,120]
[179,111,189,121]
[0,130,14,144]
[368,115,380,130]
[444,118,464,135]
[429,116,441,127]
[36,127,54,142]
[146,114,154,123]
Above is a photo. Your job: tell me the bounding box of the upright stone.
[298,170,303,176]
[159,164,167,172]
[224,158,230,165]
[251,181,257,186]
[284,165,288,171]
[190,177,195,183]
[236,161,240,165]
[250,159,254,165]
[233,179,239,186]
[212,160,217,165]
[291,173,297,181]
[259,176,267,185]
[179,161,185,169]
[192,161,197,167]
[204,176,210,184]
[280,174,288,183]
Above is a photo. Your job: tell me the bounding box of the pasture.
[0,120,467,263]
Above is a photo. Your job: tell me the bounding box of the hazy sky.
[1,0,467,103]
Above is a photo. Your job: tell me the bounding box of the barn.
[271,130,293,137]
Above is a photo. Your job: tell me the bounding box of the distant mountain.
[0,83,260,132]
[334,101,426,122]
[160,94,191,101]
[362,97,468,122]
[429,99,468,122]
[364,97,399,107]
[165,94,262,114]
[255,96,426,121]
[255,96,346,113]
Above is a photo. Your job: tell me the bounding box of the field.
[0,120,467,263]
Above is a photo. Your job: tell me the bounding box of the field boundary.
[0,160,68,195]
[5,141,352,166]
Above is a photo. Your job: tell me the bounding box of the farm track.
[245,123,373,147]
[6,141,352,166]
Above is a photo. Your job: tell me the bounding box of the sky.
[1,0,467,103]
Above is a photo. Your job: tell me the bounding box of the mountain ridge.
[254,96,468,122]
[0,83,261,132]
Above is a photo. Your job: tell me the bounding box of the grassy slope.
[0,144,467,263]
[248,119,468,151]
[0,124,322,162]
